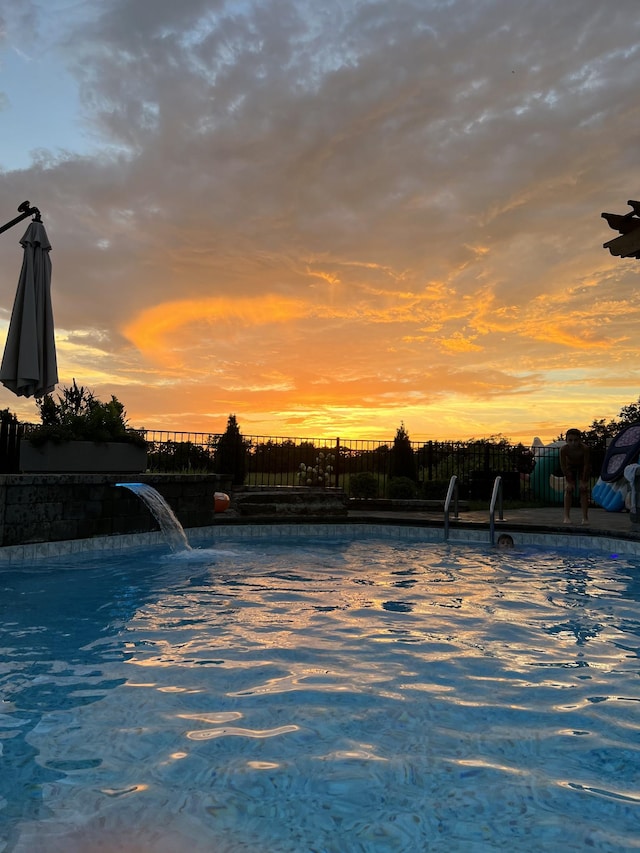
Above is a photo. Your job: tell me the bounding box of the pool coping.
[0,516,637,563]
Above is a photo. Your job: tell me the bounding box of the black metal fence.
[0,411,23,474]
[141,430,606,505]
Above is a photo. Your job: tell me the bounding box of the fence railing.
[141,430,606,504]
[8,425,604,504]
[0,412,23,474]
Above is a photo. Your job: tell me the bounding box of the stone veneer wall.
[232,486,349,517]
[0,473,229,547]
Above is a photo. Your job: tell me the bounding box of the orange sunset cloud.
[1,1,639,443]
[123,295,309,360]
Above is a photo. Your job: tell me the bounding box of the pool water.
[1,537,639,852]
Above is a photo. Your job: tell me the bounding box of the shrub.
[419,479,453,500]
[297,452,335,487]
[28,380,146,447]
[147,440,215,473]
[387,476,418,499]
[348,471,379,499]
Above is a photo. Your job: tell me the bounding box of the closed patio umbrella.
[0,219,58,397]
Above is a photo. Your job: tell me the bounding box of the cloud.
[123,293,309,360]
[0,0,639,441]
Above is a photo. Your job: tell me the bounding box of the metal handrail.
[443,474,459,541]
[489,475,504,545]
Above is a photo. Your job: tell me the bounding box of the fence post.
[0,412,21,474]
[0,415,8,474]
[335,437,340,488]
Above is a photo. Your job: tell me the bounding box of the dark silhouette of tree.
[618,397,640,426]
[214,414,248,485]
[389,422,417,481]
[563,396,640,450]
[147,440,214,472]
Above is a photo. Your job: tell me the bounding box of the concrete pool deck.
[347,504,640,543]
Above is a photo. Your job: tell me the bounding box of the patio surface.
[347,504,640,543]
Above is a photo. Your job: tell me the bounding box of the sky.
[0,0,639,445]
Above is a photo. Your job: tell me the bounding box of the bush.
[28,380,146,447]
[387,476,418,499]
[348,471,379,498]
[147,440,215,473]
[297,452,335,487]
[419,479,452,500]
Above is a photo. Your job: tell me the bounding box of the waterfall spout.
[116,483,192,552]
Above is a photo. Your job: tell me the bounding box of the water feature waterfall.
[116,483,192,552]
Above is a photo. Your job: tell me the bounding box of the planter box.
[20,440,148,474]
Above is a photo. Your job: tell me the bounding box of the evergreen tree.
[214,414,247,485]
[389,421,417,481]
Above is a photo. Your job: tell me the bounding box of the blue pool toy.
[592,477,626,512]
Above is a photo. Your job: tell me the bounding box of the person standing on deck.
[559,428,591,525]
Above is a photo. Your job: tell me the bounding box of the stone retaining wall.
[0,474,229,547]
[347,498,469,512]
[232,486,348,517]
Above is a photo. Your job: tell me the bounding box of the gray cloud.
[0,0,639,438]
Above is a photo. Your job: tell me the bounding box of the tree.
[581,418,618,448]
[147,439,214,472]
[617,397,640,426]
[213,414,248,485]
[565,396,640,449]
[389,421,417,481]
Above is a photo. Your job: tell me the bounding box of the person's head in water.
[497,534,514,549]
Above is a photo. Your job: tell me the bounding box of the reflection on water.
[1,540,639,852]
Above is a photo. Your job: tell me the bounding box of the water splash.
[116,483,192,552]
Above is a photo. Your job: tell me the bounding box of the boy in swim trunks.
[559,428,591,525]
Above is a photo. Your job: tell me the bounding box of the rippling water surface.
[1,537,639,852]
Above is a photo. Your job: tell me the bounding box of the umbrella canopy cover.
[0,220,58,397]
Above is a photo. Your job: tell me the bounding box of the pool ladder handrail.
[489,475,505,545]
[443,475,459,541]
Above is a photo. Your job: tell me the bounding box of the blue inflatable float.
[592,478,625,512]
[591,423,640,511]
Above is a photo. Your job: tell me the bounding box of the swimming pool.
[1,534,639,852]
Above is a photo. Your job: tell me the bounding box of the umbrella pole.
[0,201,41,237]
